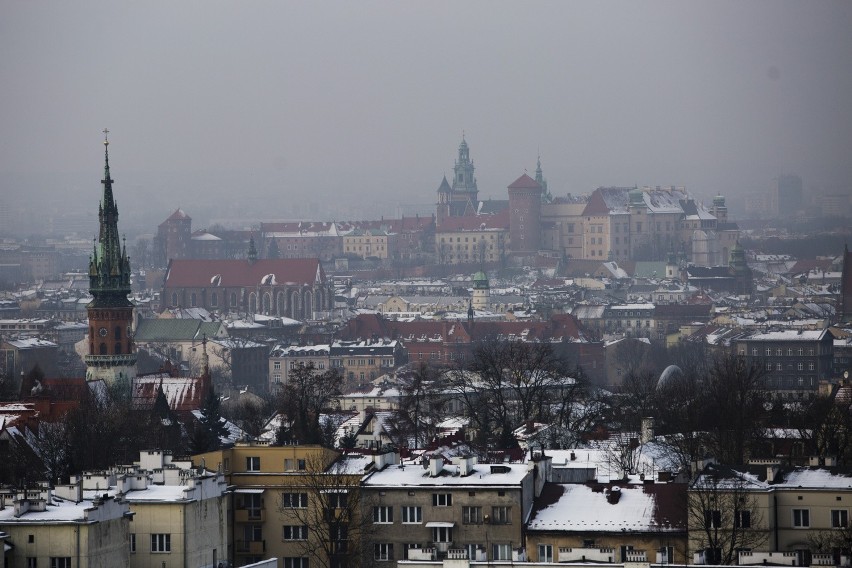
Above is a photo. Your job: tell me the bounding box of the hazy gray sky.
[2,1,851,226]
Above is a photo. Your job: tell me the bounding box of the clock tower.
[85,130,137,385]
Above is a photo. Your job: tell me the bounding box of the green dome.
[713,194,726,207]
[472,271,489,289]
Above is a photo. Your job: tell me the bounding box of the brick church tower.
[85,130,137,385]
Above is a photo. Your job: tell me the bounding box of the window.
[246,456,260,471]
[493,544,512,560]
[463,506,482,524]
[432,526,453,543]
[491,506,511,524]
[539,544,554,563]
[242,493,262,519]
[704,510,722,529]
[274,361,281,370]
[374,506,393,523]
[328,493,348,509]
[735,511,751,528]
[283,492,308,508]
[130,533,136,553]
[375,543,394,561]
[793,509,810,528]
[432,493,452,506]
[27,560,37,568]
[284,558,309,568]
[798,362,804,371]
[283,525,308,540]
[809,362,815,371]
[832,509,848,528]
[151,533,171,552]
[766,347,771,356]
[50,560,70,568]
[402,506,422,523]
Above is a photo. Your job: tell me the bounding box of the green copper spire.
[89,130,133,308]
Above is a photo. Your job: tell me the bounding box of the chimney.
[428,457,443,478]
[766,465,780,483]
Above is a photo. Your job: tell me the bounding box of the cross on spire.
[103,128,110,145]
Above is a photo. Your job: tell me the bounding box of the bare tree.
[688,464,769,564]
[702,350,769,465]
[385,363,447,450]
[279,453,376,568]
[448,340,568,454]
[275,363,343,445]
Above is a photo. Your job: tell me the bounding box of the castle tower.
[507,173,542,255]
[472,270,490,311]
[85,130,137,385]
[450,135,478,215]
[711,194,728,224]
[436,175,451,226]
[535,154,551,203]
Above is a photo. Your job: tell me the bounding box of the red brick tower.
[507,173,542,256]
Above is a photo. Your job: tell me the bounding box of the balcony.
[737,551,797,566]
[558,547,615,563]
[234,508,265,523]
[235,540,266,555]
[433,542,453,554]
[408,548,436,561]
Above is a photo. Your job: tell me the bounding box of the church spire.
[89,130,132,308]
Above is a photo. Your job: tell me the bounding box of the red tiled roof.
[164,258,325,288]
[788,259,833,275]
[508,173,542,190]
[437,209,509,232]
[340,313,586,344]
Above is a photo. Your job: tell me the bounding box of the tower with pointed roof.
[437,135,480,223]
[85,131,137,385]
[535,154,551,204]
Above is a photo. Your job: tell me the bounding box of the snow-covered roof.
[364,459,530,487]
[527,481,686,533]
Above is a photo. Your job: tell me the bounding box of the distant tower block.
[472,270,490,310]
[85,130,137,386]
[507,173,542,255]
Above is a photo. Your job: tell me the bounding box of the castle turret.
[507,173,542,256]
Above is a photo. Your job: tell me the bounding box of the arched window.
[99,343,108,355]
[115,326,121,340]
[114,342,122,354]
[210,293,218,307]
[191,293,197,307]
[171,293,178,306]
[230,292,237,307]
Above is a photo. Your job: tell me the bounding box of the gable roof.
[132,375,209,413]
[437,208,510,232]
[164,258,325,288]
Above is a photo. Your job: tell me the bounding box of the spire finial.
[103,128,110,145]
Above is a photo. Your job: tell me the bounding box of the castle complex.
[434,136,740,268]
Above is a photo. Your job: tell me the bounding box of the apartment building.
[361,456,534,565]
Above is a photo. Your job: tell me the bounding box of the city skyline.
[2,1,852,232]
